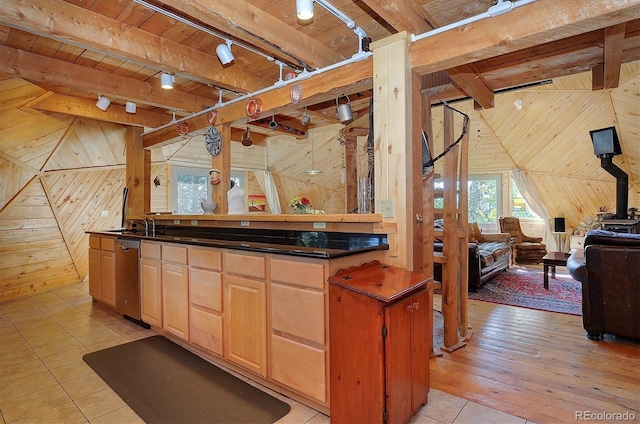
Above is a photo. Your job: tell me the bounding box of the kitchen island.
[88,215,392,413]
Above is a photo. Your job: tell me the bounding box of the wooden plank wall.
[0,61,638,302]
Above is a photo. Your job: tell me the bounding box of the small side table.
[542,252,570,289]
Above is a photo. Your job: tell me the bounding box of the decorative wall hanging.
[207,110,219,125]
[245,98,263,119]
[205,126,222,156]
[290,84,303,104]
[176,121,189,136]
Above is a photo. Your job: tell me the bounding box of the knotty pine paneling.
[0,182,79,302]
[0,159,35,211]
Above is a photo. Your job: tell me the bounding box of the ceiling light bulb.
[296,0,314,20]
[160,73,174,89]
[514,99,523,110]
[216,42,234,65]
[96,95,111,111]
[125,101,137,114]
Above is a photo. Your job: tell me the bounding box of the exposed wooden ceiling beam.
[23,93,170,128]
[158,0,344,69]
[0,45,217,112]
[0,0,272,92]
[143,58,374,148]
[410,0,640,77]
[363,1,493,109]
[361,0,437,34]
[593,23,627,90]
[447,64,494,109]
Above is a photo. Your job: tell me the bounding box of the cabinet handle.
[407,302,420,313]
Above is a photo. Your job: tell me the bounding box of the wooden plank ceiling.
[0,0,638,135]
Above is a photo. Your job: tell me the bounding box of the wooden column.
[371,32,414,270]
[211,123,232,213]
[125,126,148,216]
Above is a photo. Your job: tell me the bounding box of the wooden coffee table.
[542,252,570,289]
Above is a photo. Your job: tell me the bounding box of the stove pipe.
[600,157,628,219]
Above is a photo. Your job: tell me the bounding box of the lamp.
[125,101,137,114]
[296,0,314,20]
[96,95,111,111]
[216,41,234,65]
[160,73,174,89]
[305,133,322,175]
[589,127,622,158]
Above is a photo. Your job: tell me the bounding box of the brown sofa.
[567,230,640,341]
[435,223,512,291]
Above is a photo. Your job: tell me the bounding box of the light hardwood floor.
[1,277,636,423]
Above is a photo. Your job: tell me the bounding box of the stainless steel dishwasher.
[115,238,150,328]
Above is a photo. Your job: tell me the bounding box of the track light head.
[125,101,137,114]
[296,0,314,21]
[96,95,111,111]
[216,41,234,65]
[160,73,174,89]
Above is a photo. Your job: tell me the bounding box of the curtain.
[512,169,555,250]
[264,169,281,214]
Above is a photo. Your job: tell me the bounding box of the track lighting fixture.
[296,0,314,21]
[96,95,111,111]
[125,101,137,114]
[161,73,174,89]
[216,40,234,65]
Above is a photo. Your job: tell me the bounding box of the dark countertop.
[88,228,389,259]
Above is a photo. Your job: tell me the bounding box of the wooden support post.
[458,117,471,340]
[211,123,232,213]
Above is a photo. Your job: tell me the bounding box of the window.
[171,166,211,214]
[510,177,539,219]
[434,174,502,232]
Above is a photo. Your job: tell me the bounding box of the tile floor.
[0,281,532,424]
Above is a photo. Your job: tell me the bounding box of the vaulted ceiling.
[1,0,638,143]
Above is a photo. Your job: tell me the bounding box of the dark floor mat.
[83,335,291,424]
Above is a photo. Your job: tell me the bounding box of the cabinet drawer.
[271,283,325,345]
[189,247,222,271]
[190,268,222,312]
[190,307,223,356]
[163,244,188,265]
[224,252,265,279]
[270,258,325,289]
[101,237,115,252]
[271,334,326,404]
[141,241,161,260]
[89,235,101,249]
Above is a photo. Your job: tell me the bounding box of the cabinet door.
[385,296,413,423]
[162,263,189,340]
[140,258,162,327]
[100,250,116,307]
[224,275,266,377]
[88,248,101,299]
[190,307,223,356]
[410,289,430,411]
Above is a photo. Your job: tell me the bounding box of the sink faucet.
[129,219,148,235]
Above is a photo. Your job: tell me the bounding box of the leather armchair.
[499,216,547,264]
[567,230,640,341]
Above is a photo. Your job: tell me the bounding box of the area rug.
[468,267,582,315]
[83,335,291,424]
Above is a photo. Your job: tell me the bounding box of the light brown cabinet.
[224,252,267,377]
[270,257,327,404]
[140,241,162,327]
[328,261,432,424]
[162,244,189,340]
[88,235,116,308]
[189,246,223,356]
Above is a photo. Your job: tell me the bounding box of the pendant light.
[305,133,322,175]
